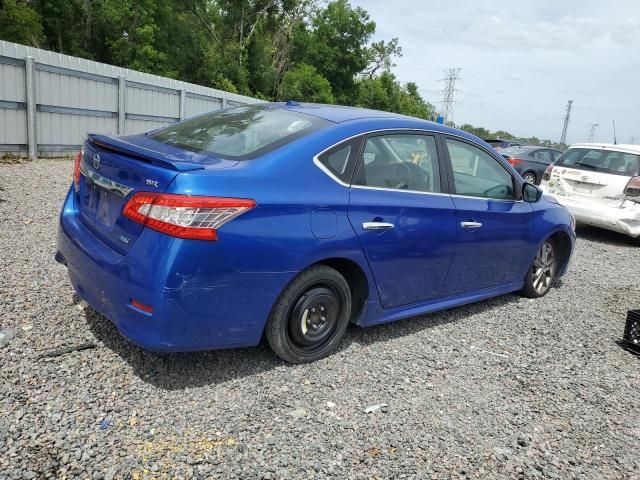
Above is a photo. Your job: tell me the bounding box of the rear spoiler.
[87,133,204,172]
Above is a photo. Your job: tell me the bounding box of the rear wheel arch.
[312,258,370,324]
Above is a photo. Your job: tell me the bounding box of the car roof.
[274,101,415,123]
[569,143,640,155]
[270,101,480,142]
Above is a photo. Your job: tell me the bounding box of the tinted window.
[446,139,515,200]
[532,149,553,163]
[555,148,640,176]
[317,138,360,183]
[355,134,441,193]
[151,106,330,160]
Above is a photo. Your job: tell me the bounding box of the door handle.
[362,222,394,231]
[460,221,483,229]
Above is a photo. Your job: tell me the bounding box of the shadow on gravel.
[575,224,638,247]
[85,292,522,390]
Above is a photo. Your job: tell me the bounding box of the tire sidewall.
[267,266,352,363]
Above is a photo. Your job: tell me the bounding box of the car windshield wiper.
[574,162,598,170]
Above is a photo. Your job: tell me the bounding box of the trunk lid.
[545,167,630,206]
[544,146,640,207]
[77,134,237,254]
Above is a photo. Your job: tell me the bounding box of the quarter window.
[446,138,515,200]
[354,134,441,193]
[317,139,360,184]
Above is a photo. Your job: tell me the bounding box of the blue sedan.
[56,103,575,363]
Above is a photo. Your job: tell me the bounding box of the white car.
[539,143,640,243]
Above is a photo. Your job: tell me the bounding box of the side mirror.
[522,182,543,203]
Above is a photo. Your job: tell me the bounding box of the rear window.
[151,105,330,160]
[556,148,640,177]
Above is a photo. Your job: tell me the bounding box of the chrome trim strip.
[312,128,523,203]
[80,160,134,197]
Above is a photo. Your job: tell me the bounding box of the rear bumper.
[541,192,640,238]
[56,187,292,351]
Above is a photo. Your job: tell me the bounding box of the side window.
[317,138,360,183]
[445,138,515,200]
[354,134,441,193]
[533,149,553,164]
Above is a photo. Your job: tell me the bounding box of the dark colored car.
[500,146,563,184]
[485,139,521,150]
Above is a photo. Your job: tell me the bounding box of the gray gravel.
[1,159,639,479]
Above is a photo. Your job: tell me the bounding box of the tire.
[522,171,537,184]
[266,265,352,363]
[520,239,558,298]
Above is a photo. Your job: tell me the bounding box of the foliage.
[354,73,435,120]
[0,0,44,46]
[2,0,540,141]
[280,63,334,103]
[459,124,563,149]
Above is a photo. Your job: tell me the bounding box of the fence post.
[117,76,126,134]
[24,56,37,161]
[179,89,186,120]
[221,96,227,110]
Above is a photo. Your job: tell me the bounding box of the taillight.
[542,164,554,181]
[73,151,83,191]
[507,158,523,166]
[122,192,256,240]
[624,176,640,201]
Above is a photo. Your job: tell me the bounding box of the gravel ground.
[1,159,639,480]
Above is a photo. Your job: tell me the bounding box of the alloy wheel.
[532,241,556,295]
[523,172,536,184]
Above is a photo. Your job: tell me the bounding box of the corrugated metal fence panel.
[125,84,179,118]
[36,69,117,112]
[185,95,223,117]
[0,109,27,145]
[0,40,264,157]
[0,62,26,102]
[125,119,172,135]
[38,112,118,146]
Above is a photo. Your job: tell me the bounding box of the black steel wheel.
[266,265,352,363]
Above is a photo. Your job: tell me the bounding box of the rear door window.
[354,134,442,193]
[556,148,640,176]
[151,105,330,160]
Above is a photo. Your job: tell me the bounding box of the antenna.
[559,100,573,145]
[440,68,462,124]
[612,120,617,145]
[587,123,599,142]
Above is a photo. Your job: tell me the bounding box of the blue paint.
[56,102,575,353]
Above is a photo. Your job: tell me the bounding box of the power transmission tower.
[560,100,573,145]
[440,68,462,124]
[587,123,599,142]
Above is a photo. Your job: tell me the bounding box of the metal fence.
[0,40,262,159]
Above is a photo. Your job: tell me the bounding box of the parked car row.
[500,145,563,185]
[55,103,576,363]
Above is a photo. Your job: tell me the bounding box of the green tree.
[0,0,44,46]
[354,72,435,120]
[279,63,334,103]
[295,0,375,103]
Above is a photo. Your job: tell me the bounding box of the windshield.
[555,148,640,177]
[151,105,330,160]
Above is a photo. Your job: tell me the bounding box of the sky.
[351,0,640,144]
